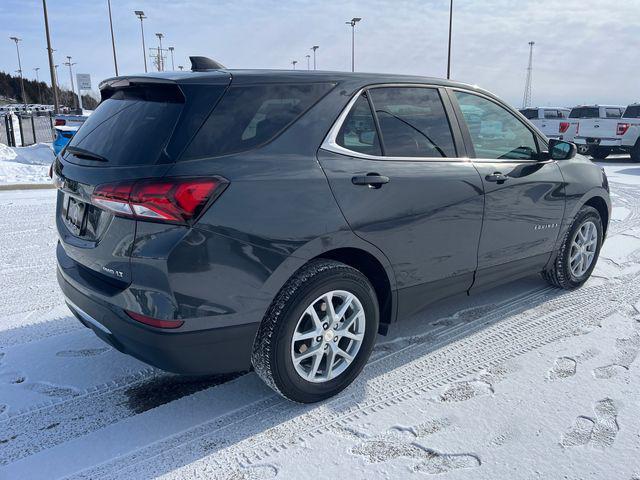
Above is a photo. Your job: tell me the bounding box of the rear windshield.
[182,82,334,159]
[543,109,567,119]
[569,107,599,119]
[519,109,538,120]
[66,85,183,165]
[623,105,640,118]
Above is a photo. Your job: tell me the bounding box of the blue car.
[53,126,79,155]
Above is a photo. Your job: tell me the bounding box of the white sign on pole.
[76,74,92,90]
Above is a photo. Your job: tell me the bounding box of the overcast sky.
[0,0,638,108]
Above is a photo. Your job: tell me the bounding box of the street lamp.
[168,46,175,71]
[292,60,298,70]
[447,0,453,79]
[34,67,42,104]
[311,45,319,70]
[9,36,27,110]
[107,0,118,75]
[306,54,311,70]
[155,33,164,71]
[134,10,148,73]
[345,17,361,72]
[42,0,60,113]
[64,56,78,110]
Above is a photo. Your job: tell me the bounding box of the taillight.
[92,177,228,224]
[54,118,66,126]
[617,123,630,135]
[126,310,184,329]
[559,122,570,133]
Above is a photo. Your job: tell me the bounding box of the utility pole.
[42,0,59,113]
[522,41,535,108]
[134,11,148,72]
[9,37,27,110]
[446,0,453,79]
[306,54,311,71]
[345,18,362,72]
[311,45,319,70]
[168,46,175,70]
[107,0,118,75]
[292,60,298,70]
[34,67,42,103]
[64,56,78,110]
[155,33,164,71]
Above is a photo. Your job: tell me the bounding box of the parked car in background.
[53,65,611,403]
[53,125,79,155]
[571,104,626,159]
[519,107,578,144]
[616,103,640,162]
[54,113,88,128]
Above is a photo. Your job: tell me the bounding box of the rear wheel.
[591,147,611,160]
[252,259,379,403]
[631,141,640,163]
[543,206,603,290]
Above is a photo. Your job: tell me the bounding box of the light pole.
[311,45,319,70]
[64,56,78,110]
[107,0,118,75]
[292,60,298,70]
[155,33,164,71]
[42,0,59,113]
[345,17,362,72]
[134,11,148,73]
[306,54,311,71]
[446,0,453,79]
[34,67,42,104]
[10,37,27,110]
[168,46,175,70]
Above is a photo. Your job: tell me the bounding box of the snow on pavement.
[0,143,54,186]
[0,159,639,479]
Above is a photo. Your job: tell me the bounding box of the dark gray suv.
[54,61,611,402]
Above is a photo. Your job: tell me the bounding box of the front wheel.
[543,206,603,290]
[252,260,379,403]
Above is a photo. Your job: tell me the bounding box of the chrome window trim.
[320,83,470,163]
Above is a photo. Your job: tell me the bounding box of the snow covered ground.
[0,158,639,479]
[0,142,54,186]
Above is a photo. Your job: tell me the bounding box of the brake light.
[54,118,66,126]
[617,123,630,135]
[125,310,184,329]
[559,122,570,133]
[92,177,228,223]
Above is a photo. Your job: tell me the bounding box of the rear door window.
[543,109,565,119]
[183,83,334,159]
[336,94,382,156]
[605,108,623,118]
[66,85,184,165]
[368,87,456,158]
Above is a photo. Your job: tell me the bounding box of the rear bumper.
[57,264,259,375]
[574,136,621,147]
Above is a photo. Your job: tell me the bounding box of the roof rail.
[190,56,226,72]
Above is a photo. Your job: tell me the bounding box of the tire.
[591,147,610,160]
[543,206,603,290]
[631,141,640,163]
[576,144,590,156]
[251,259,379,403]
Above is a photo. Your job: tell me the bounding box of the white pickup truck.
[570,105,627,159]
[519,107,579,145]
[617,103,640,162]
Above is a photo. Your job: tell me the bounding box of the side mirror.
[546,139,577,160]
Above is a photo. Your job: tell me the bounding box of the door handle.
[485,172,509,184]
[352,173,390,189]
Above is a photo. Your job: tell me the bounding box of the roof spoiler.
[190,56,226,72]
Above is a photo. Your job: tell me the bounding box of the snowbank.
[0,142,54,186]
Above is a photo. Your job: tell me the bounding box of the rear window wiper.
[65,146,108,162]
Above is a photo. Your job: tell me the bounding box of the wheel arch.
[584,195,609,236]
